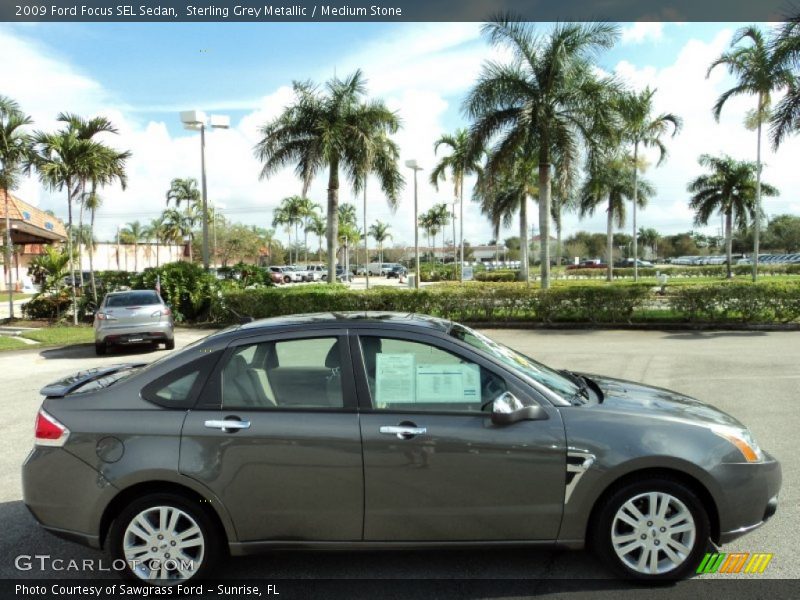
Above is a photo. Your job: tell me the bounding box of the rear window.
[105,291,161,307]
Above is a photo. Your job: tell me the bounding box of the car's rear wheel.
[95,342,107,356]
[591,478,709,580]
[283,275,291,284]
[108,493,220,584]
[165,338,175,350]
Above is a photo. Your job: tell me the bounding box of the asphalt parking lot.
[0,327,797,596]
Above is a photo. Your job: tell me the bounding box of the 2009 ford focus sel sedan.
[23,313,780,583]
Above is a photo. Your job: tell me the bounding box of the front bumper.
[715,452,781,544]
[95,321,173,344]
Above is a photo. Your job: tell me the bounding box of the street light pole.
[179,111,229,271]
[405,160,423,290]
[199,123,209,270]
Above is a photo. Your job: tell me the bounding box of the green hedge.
[212,283,653,325]
[475,270,518,282]
[211,281,800,326]
[668,282,800,323]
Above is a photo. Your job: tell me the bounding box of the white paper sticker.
[415,363,482,403]
[375,353,416,406]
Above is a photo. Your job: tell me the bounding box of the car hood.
[582,373,745,429]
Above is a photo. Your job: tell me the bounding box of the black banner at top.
[2,0,798,23]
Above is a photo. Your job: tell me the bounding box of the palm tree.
[166,178,201,263]
[430,129,483,280]
[0,96,32,318]
[770,15,800,148]
[57,114,122,288]
[430,203,451,263]
[305,214,326,261]
[368,221,392,265]
[473,148,540,279]
[31,124,101,323]
[338,202,357,227]
[145,216,166,268]
[83,145,129,301]
[119,221,144,272]
[465,16,620,288]
[688,155,779,278]
[295,196,320,263]
[272,199,299,264]
[617,87,682,280]
[638,227,661,260]
[162,207,195,262]
[254,70,402,283]
[579,153,655,281]
[708,26,794,281]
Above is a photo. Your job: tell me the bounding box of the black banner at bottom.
[3,578,800,600]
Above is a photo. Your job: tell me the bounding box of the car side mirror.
[491,391,548,425]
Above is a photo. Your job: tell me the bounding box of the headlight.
[711,425,764,463]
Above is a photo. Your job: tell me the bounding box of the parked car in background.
[614,259,654,268]
[385,265,407,279]
[93,290,174,355]
[267,266,292,284]
[26,312,780,584]
[368,262,400,276]
[289,265,318,282]
[321,266,352,282]
[566,260,607,270]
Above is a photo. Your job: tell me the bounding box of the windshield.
[449,324,580,400]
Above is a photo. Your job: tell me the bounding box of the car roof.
[212,311,453,341]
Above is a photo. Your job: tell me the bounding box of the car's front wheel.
[591,478,710,580]
[108,493,220,584]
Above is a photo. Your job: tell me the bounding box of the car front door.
[179,330,364,542]
[353,331,566,541]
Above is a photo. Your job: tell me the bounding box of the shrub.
[669,282,800,323]
[132,263,219,322]
[22,292,72,321]
[475,270,518,282]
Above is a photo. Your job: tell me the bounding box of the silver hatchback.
[93,290,174,355]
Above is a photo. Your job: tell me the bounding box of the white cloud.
[621,23,665,45]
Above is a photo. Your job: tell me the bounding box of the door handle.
[379,425,427,440]
[204,419,251,432]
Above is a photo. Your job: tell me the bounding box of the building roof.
[0,191,67,243]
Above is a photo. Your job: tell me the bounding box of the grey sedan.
[23,312,780,583]
[94,290,175,355]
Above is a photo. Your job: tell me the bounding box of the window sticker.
[375,353,416,406]
[416,363,481,403]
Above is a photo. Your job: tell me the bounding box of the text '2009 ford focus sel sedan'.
[23,313,780,583]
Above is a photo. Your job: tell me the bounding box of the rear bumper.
[95,321,173,344]
[23,447,116,548]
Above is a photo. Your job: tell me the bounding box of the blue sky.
[3,21,799,246]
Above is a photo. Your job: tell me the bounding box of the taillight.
[151,307,171,317]
[96,312,116,321]
[34,409,70,447]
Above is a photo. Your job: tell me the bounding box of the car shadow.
[39,344,162,361]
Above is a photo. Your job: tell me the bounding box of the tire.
[283,276,291,284]
[108,493,221,584]
[165,338,175,350]
[95,342,107,356]
[590,478,710,581]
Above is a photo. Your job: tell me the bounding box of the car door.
[179,329,364,542]
[352,330,566,542]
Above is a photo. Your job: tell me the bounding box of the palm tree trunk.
[459,178,465,283]
[156,238,160,268]
[188,233,193,263]
[753,94,763,283]
[725,209,734,279]
[66,180,78,325]
[304,220,309,265]
[326,161,340,283]
[4,186,14,319]
[538,162,552,289]
[520,195,529,285]
[134,241,138,272]
[606,199,614,283]
[632,142,640,282]
[77,189,85,284]
[89,208,97,304]
[555,213,563,268]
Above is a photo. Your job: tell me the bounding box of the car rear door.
[179,329,364,542]
[352,329,566,542]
